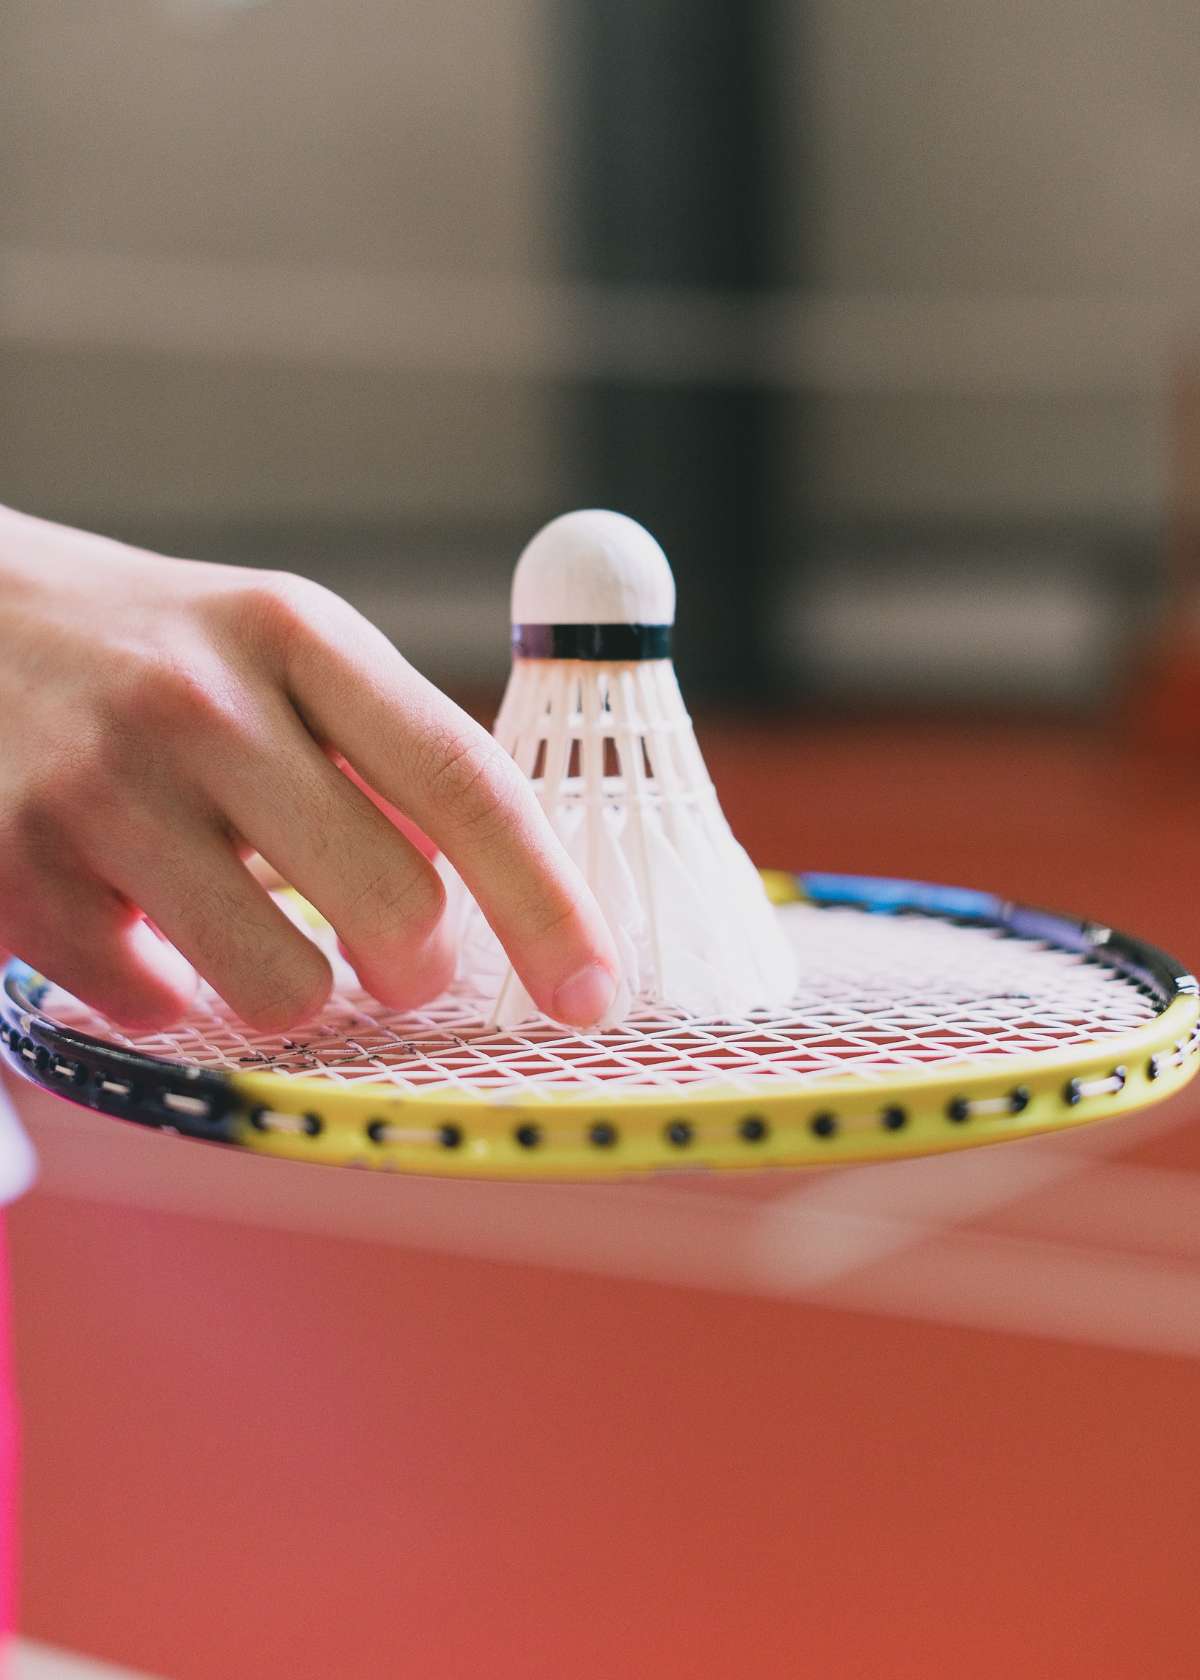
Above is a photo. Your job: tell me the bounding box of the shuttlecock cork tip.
[512,510,676,627]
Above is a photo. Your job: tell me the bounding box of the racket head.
[2,871,1196,1178]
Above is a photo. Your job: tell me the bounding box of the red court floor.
[8,717,1200,1679]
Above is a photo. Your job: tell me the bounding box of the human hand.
[0,507,619,1031]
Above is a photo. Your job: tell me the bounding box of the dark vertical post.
[565,0,780,701]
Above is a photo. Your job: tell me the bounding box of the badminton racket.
[1,871,1195,1177]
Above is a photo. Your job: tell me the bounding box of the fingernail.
[552,962,617,1028]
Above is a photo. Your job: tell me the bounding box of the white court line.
[746,1148,1087,1290]
[818,1225,1200,1361]
[13,1641,168,1680]
[743,1107,1200,1358]
[746,1091,1200,1285]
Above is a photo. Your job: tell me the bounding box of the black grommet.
[438,1123,464,1149]
[7,1029,19,1052]
[882,1106,908,1131]
[1009,1086,1031,1114]
[514,1123,541,1149]
[1113,1065,1127,1091]
[1064,1078,1083,1106]
[33,1044,50,1072]
[810,1112,837,1139]
[739,1115,768,1143]
[1146,1056,1161,1082]
[366,1120,388,1144]
[589,1121,617,1148]
[947,1097,970,1123]
[665,1119,693,1147]
[302,1113,322,1137]
[249,1107,268,1132]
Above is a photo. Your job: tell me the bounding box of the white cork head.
[511,510,676,626]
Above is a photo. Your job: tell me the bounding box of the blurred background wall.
[2,0,1198,701]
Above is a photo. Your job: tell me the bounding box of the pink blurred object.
[0,1221,15,1660]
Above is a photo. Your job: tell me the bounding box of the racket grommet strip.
[250,1107,322,1138]
[1147,1026,1200,1080]
[160,1090,213,1122]
[1064,1066,1127,1107]
[18,1038,48,1073]
[364,1119,464,1149]
[51,1055,85,1086]
[948,1087,1033,1123]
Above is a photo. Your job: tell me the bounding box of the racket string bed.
[43,906,1158,1099]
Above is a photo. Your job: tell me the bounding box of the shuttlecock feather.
[446,510,796,1028]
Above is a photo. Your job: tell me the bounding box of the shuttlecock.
[447,509,797,1028]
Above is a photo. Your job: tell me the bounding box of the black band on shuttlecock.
[512,623,673,661]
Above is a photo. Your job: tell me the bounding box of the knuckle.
[345,863,446,949]
[106,656,236,744]
[6,729,142,868]
[229,570,336,652]
[424,731,522,840]
[521,891,581,947]
[9,769,90,856]
[237,954,330,1032]
[79,729,156,815]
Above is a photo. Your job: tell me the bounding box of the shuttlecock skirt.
[445,659,796,1028]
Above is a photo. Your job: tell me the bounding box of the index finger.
[282,594,619,1029]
